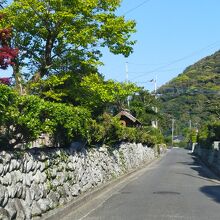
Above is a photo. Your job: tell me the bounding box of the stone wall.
[0,142,162,219]
[194,145,220,175]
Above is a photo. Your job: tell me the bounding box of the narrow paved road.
[65,148,220,220]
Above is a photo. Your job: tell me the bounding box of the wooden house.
[116,109,142,127]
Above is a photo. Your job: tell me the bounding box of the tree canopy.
[0,1,165,149]
[2,0,136,88]
[129,88,160,126]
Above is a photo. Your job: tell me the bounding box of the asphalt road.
[63,148,220,220]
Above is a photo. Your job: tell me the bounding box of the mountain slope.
[158,50,220,133]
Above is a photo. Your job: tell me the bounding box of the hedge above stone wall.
[0,142,164,219]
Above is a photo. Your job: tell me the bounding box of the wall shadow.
[190,154,220,204]
[200,185,220,203]
[177,151,220,204]
[189,154,220,181]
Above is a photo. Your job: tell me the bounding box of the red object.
[0,28,12,42]
[0,77,11,85]
[0,46,18,69]
[0,15,19,69]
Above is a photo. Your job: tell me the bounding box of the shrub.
[0,88,91,148]
[207,121,220,142]
[0,86,164,149]
[0,84,17,125]
[87,113,163,147]
[87,119,106,144]
[0,94,52,148]
[197,121,220,148]
[41,102,91,147]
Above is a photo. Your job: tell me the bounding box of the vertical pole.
[154,75,158,128]
[172,118,175,147]
[125,62,130,108]
[189,119,192,149]
[154,75,157,94]
[125,62,129,83]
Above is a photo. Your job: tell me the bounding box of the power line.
[157,89,220,96]
[131,40,220,80]
[123,0,152,15]
[127,62,167,66]
[128,68,181,74]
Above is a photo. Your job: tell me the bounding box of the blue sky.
[99,0,220,91]
[1,0,220,91]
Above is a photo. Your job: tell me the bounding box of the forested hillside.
[158,50,220,136]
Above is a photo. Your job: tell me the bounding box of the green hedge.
[0,85,91,148]
[0,85,164,149]
[87,113,164,147]
[197,121,220,148]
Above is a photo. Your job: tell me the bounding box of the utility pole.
[125,62,130,108]
[154,75,157,94]
[154,75,158,128]
[171,118,175,147]
[189,119,192,130]
[151,75,158,128]
[125,62,129,83]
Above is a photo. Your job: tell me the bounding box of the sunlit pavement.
[61,148,220,220]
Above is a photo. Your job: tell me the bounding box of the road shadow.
[176,150,220,204]
[176,172,219,184]
[200,185,220,203]
[189,153,220,204]
[176,161,196,166]
[189,154,220,181]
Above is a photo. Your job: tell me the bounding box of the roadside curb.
[41,152,166,220]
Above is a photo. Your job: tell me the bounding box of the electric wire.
[123,0,152,15]
[130,40,220,80]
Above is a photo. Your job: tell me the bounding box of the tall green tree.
[206,97,220,120]
[2,0,136,92]
[77,73,139,116]
[129,88,160,126]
